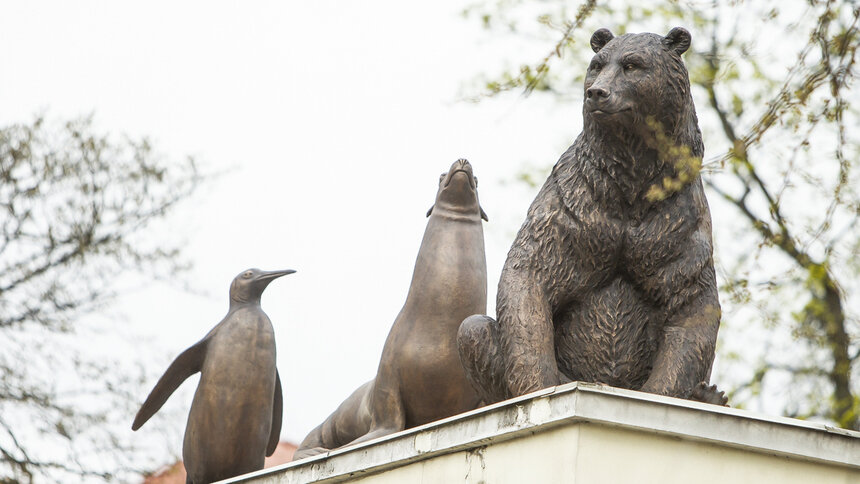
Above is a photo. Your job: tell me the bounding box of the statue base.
[221,382,860,483]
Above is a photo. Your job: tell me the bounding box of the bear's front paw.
[691,381,728,406]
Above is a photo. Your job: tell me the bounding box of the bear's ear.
[663,27,691,55]
[590,28,614,53]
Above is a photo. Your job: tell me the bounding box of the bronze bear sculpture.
[458,27,727,406]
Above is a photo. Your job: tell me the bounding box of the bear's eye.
[588,59,603,72]
[621,56,646,71]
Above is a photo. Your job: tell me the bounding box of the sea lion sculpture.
[294,158,488,460]
[458,27,728,406]
[132,268,295,484]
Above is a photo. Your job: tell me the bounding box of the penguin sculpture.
[132,268,294,484]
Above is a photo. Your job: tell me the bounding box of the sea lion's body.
[295,159,487,459]
[133,268,293,484]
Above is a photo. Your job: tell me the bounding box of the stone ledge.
[220,382,860,483]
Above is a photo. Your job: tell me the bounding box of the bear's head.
[583,27,701,155]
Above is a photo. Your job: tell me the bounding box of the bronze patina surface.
[133,268,294,483]
[459,28,727,407]
[295,159,488,460]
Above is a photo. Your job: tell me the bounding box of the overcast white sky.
[0,0,589,460]
[6,2,858,479]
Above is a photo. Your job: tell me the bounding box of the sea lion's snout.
[453,158,472,171]
[443,159,477,188]
[428,159,487,222]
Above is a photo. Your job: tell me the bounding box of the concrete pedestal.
[221,382,860,484]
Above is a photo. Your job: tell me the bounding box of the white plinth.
[220,382,860,484]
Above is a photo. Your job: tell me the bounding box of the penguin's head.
[229,268,296,305]
[426,158,488,222]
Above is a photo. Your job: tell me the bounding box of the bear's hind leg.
[458,315,509,405]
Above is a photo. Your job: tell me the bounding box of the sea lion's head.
[230,268,296,305]
[426,158,488,222]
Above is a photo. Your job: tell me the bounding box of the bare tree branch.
[0,115,202,482]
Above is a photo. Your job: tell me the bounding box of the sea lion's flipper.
[266,370,283,456]
[132,339,208,430]
[342,374,405,447]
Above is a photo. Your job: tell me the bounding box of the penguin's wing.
[131,339,208,431]
[266,369,283,456]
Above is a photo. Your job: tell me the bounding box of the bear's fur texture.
[458,27,727,406]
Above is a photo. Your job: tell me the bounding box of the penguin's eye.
[243,271,253,279]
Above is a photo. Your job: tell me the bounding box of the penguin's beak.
[255,269,296,284]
